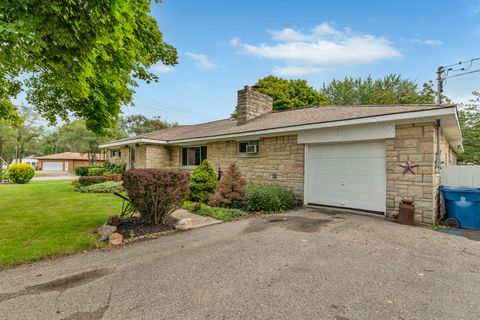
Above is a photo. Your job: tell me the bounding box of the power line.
[131,102,210,122]
[134,96,215,119]
[443,68,480,80]
[436,57,480,104]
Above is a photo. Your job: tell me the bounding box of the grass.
[0,180,123,267]
[182,201,247,221]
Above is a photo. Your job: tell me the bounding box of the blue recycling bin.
[439,186,480,230]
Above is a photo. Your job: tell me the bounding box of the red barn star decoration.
[400,160,418,174]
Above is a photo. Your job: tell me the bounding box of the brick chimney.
[236,85,273,125]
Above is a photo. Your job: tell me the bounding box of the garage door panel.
[308,142,385,158]
[307,141,386,213]
[42,161,63,171]
[309,158,385,175]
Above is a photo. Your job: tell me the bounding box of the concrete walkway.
[32,171,77,181]
[172,208,222,228]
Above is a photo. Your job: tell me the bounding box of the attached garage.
[41,161,64,171]
[305,141,386,213]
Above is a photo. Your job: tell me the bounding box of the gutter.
[100,107,458,148]
[99,138,168,149]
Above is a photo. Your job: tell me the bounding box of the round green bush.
[244,185,296,212]
[7,163,35,184]
[189,160,217,203]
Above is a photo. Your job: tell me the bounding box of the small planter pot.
[104,175,114,181]
[113,173,122,182]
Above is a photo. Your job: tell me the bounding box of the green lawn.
[0,180,123,267]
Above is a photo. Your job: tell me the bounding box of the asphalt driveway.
[1,208,479,320]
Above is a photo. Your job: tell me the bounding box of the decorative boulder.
[97,224,117,241]
[109,233,124,245]
[175,218,193,230]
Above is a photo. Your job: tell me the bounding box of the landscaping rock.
[97,223,117,241]
[175,218,193,230]
[109,232,123,245]
[107,215,120,226]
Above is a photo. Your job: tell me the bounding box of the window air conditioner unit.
[245,144,258,153]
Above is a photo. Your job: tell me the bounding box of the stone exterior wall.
[386,122,457,224]
[171,135,304,198]
[106,146,130,167]
[104,123,458,225]
[386,122,437,224]
[236,86,273,125]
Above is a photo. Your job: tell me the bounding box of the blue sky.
[23,0,480,126]
[128,0,480,124]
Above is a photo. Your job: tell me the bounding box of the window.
[110,149,121,158]
[239,141,259,153]
[182,146,207,166]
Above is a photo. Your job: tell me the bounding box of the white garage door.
[42,161,64,171]
[306,141,386,213]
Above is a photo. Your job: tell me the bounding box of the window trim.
[181,146,207,166]
[238,140,260,154]
[110,149,121,158]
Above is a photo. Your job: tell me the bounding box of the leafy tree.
[255,76,329,110]
[39,120,123,163]
[119,114,176,136]
[457,92,480,164]
[0,120,15,163]
[39,120,125,157]
[0,0,177,133]
[190,160,217,203]
[0,107,43,163]
[320,74,437,105]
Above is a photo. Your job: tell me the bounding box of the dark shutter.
[200,146,207,162]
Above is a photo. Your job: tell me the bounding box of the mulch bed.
[115,216,177,240]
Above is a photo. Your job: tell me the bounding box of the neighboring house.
[13,155,39,169]
[36,152,105,172]
[100,86,463,225]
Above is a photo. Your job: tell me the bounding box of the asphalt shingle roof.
[36,152,103,160]
[107,104,453,144]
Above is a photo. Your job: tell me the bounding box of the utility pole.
[436,66,444,104]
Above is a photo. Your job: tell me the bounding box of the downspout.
[435,119,441,169]
[435,119,443,225]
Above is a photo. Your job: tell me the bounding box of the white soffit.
[298,122,395,144]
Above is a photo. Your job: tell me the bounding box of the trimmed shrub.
[190,160,217,202]
[7,163,35,184]
[74,166,94,176]
[124,169,190,225]
[243,185,296,212]
[88,167,106,176]
[81,181,123,193]
[78,176,107,187]
[103,160,126,176]
[209,162,246,208]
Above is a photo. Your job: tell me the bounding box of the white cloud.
[231,23,400,76]
[151,64,175,73]
[273,66,326,76]
[413,38,443,46]
[467,5,480,15]
[185,52,218,69]
[230,37,240,46]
